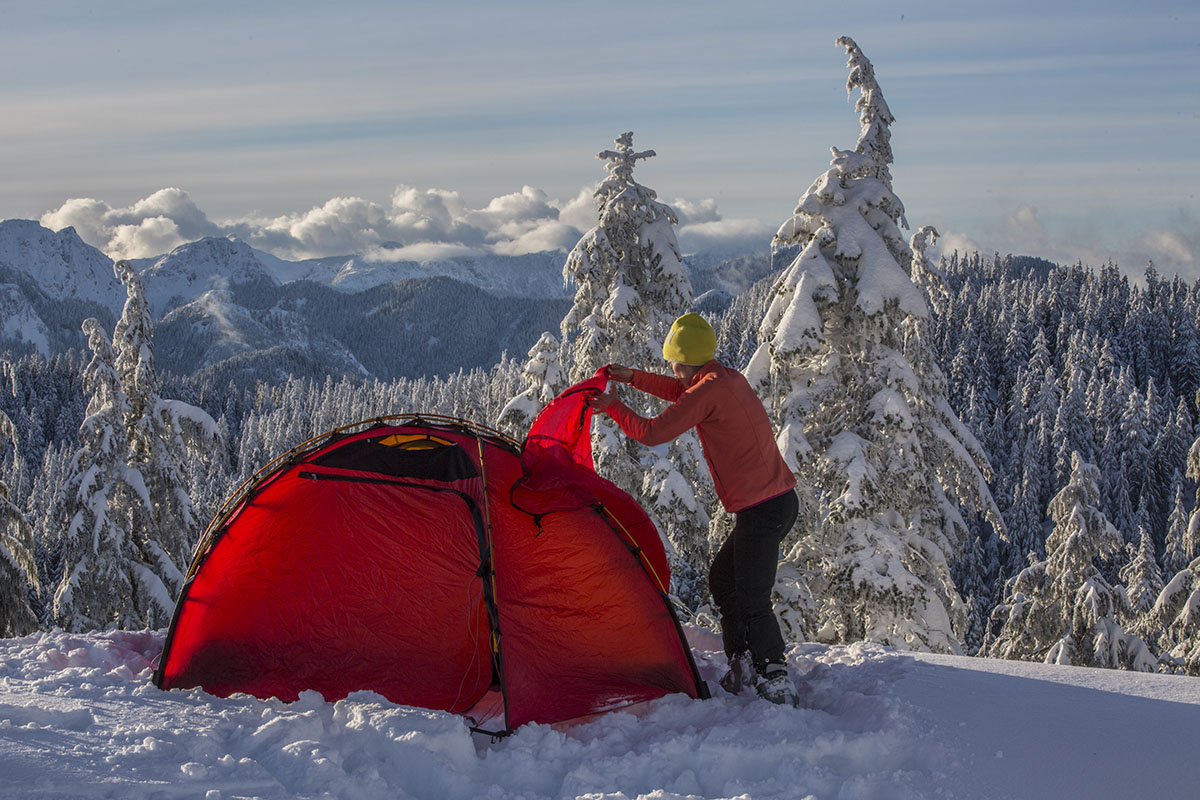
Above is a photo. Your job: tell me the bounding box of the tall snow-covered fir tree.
[561,132,691,381]
[1162,475,1194,576]
[985,453,1154,671]
[559,133,710,604]
[749,37,1003,650]
[52,262,221,631]
[0,409,39,635]
[747,37,1001,653]
[112,261,221,571]
[1121,521,1164,619]
[51,318,168,629]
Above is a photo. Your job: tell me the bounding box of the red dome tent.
[154,372,707,734]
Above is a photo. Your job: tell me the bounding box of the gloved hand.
[585,390,618,412]
[604,364,633,383]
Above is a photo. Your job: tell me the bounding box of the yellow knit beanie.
[662,313,716,366]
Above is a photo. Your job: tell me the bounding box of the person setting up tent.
[586,312,800,707]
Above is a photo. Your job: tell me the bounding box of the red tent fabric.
[155,375,706,734]
[523,368,607,470]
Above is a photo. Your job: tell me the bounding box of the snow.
[823,431,873,513]
[139,237,278,318]
[157,398,222,443]
[767,243,837,358]
[5,628,1194,799]
[604,280,639,320]
[0,220,127,314]
[0,284,50,354]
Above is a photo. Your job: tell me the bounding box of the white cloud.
[669,197,722,227]
[40,184,780,263]
[465,186,556,231]
[554,187,600,233]
[929,230,983,261]
[265,196,393,258]
[363,242,482,263]
[39,188,221,260]
[676,217,773,255]
[460,185,583,254]
[39,198,113,249]
[109,217,187,260]
[1136,228,1196,271]
[489,222,581,256]
[125,188,220,240]
[1001,205,1052,255]
[388,186,483,245]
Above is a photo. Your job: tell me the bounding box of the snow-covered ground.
[2,627,1197,800]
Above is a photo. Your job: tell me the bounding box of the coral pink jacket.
[604,361,796,512]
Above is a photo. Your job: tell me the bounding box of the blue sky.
[2,0,1197,275]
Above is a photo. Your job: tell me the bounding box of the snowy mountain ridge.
[0,220,582,327]
[133,241,579,307]
[137,237,280,319]
[0,220,772,379]
[0,220,126,313]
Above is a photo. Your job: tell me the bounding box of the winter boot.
[756,663,799,708]
[719,652,754,694]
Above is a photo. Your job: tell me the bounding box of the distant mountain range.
[0,219,773,381]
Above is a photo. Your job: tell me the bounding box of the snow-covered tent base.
[155,384,706,735]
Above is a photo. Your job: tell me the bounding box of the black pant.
[708,488,798,669]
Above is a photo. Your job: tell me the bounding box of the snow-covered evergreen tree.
[112,261,221,572]
[1122,524,1164,619]
[747,37,1000,652]
[559,132,707,603]
[1163,474,1192,576]
[50,263,221,631]
[1181,429,1200,565]
[51,319,170,630]
[0,409,39,635]
[1151,556,1200,675]
[1052,367,1092,485]
[561,132,691,381]
[985,453,1154,670]
[497,332,568,439]
[1149,424,1200,673]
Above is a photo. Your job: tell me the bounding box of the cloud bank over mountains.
[36,187,1197,279]
[39,186,771,263]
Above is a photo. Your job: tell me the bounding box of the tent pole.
[473,431,513,733]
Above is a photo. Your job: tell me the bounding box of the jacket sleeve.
[629,369,685,402]
[605,383,712,446]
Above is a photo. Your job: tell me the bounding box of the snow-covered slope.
[150,276,570,381]
[0,627,1196,799]
[0,220,125,314]
[0,284,50,354]
[275,249,574,299]
[139,237,279,318]
[154,289,370,378]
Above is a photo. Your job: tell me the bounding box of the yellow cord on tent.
[595,504,670,596]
